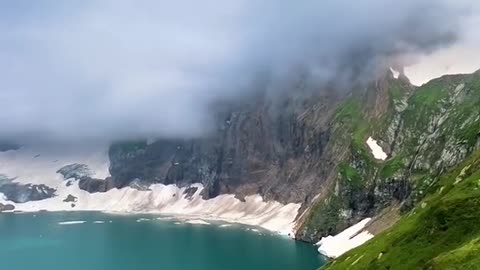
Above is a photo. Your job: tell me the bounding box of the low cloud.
[0,0,477,143]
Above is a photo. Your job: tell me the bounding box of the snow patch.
[390,67,400,79]
[58,221,87,225]
[316,218,374,258]
[0,144,110,187]
[455,83,465,93]
[366,137,387,160]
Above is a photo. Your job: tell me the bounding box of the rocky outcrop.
[57,164,94,181]
[63,194,78,202]
[0,174,56,204]
[0,182,56,203]
[0,203,15,212]
[78,178,111,193]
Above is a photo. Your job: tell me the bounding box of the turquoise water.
[0,212,325,270]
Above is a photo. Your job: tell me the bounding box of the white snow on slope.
[0,144,299,236]
[366,137,388,160]
[0,144,110,187]
[389,67,400,79]
[0,182,300,235]
[316,218,374,258]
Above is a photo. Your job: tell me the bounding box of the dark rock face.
[57,164,93,181]
[78,178,110,193]
[297,72,480,242]
[56,163,112,193]
[0,203,15,211]
[0,183,56,203]
[63,194,78,202]
[183,186,198,200]
[107,87,343,205]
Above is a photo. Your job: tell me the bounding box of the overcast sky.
[0,0,478,143]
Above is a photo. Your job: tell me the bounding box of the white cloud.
[0,0,477,142]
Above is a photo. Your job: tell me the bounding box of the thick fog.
[0,0,477,143]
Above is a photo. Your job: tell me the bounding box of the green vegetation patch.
[379,156,404,179]
[339,163,363,189]
[426,237,480,270]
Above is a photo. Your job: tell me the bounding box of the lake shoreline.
[0,211,326,270]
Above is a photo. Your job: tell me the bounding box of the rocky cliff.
[103,77,347,207]
[318,71,480,269]
[298,70,480,243]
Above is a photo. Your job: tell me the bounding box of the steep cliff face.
[297,70,480,243]
[106,83,346,206]
[317,71,480,268]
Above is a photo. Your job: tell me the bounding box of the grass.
[339,163,363,189]
[333,99,375,170]
[379,156,404,179]
[426,237,480,270]
[409,80,449,108]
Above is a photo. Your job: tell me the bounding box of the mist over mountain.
[0,0,478,143]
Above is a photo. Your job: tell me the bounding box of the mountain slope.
[322,149,480,269]
[297,70,480,245]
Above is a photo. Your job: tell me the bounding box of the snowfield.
[0,145,300,236]
[0,182,300,236]
[316,218,374,258]
[366,137,388,160]
[0,143,110,187]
